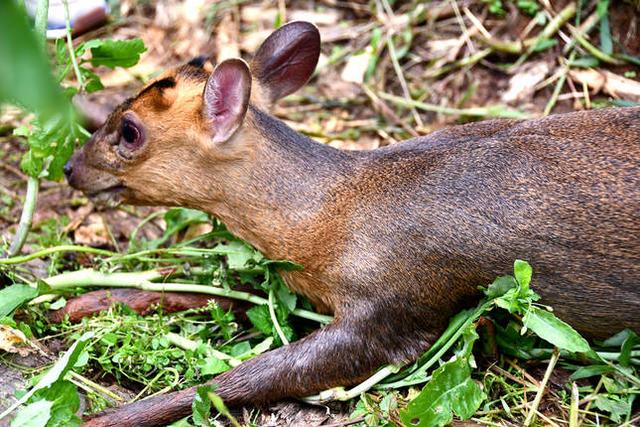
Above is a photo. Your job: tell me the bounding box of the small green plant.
[483,0,505,16]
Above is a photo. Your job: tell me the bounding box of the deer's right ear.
[203,58,251,144]
[251,21,320,106]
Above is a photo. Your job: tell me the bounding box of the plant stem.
[68,371,123,401]
[7,176,39,257]
[63,0,84,88]
[34,0,50,48]
[43,270,333,324]
[268,289,289,345]
[7,0,50,257]
[303,364,402,403]
[523,349,560,426]
[45,268,164,287]
[0,245,115,265]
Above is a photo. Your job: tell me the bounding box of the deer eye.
[121,119,144,149]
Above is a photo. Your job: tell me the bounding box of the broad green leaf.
[35,381,81,427]
[523,307,590,353]
[251,337,274,356]
[513,260,532,291]
[215,241,262,270]
[400,357,486,427]
[0,1,64,117]
[198,357,230,376]
[602,328,636,347]
[0,285,38,318]
[229,341,252,358]
[89,39,147,69]
[275,281,297,313]
[0,333,92,420]
[246,305,272,335]
[592,395,632,423]
[484,275,517,299]
[19,112,86,180]
[10,399,53,427]
[570,365,615,380]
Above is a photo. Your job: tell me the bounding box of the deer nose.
[63,161,73,179]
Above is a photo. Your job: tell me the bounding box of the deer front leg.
[83,313,427,427]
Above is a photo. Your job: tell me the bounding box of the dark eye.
[121,119,143,148]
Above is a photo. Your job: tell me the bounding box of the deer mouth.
[87,184,127,207]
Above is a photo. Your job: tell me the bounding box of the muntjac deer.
[65,21,640,427]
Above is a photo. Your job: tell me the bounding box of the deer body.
[65,23,640,427]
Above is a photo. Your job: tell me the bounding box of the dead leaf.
[569,69,640,101]
[341,48,373,84]
[502,61,550,103]
[0,325,34,357]
[74,213,110,247]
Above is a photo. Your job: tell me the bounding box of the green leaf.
[150,208,209,248]
[401,357,486,427]
[0,333,92,420]
[79,68,104,93]
[495,322,539,359]
[0,1,64,117]
[215,241,262,270]
[602,329,636,347]
[19,112,86,180]
[88,39,146,69]
[207,391,240,427]
[275,282,297,313]
[513,260,532,291]
[619,331,640,367]
[49,298,66,311]
[570,56,600,68]
[246,305,272,335]
[484,276,517,299]
[35,381,81,427]
[10,399,53,427]
[532,38,558,52]
[192,386,213,426]
[597,0,613,55]
[522,307,590,353]
[592,395,632,423]
[198,357,230,376]
[0,285,38,318]
[569,365,615,380]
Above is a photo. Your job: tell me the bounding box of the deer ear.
[203,58,251,144]
[251,21,320,105]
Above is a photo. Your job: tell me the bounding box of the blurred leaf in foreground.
[0,0,64,116]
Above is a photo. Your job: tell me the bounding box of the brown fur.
[65,23,639,427]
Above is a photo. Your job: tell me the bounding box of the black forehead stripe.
[138,77,177,97]
[176,63,210,81]
[187,55,209,68]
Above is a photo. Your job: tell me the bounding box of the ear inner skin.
[251,21,321,102]
[203,59,252,143]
